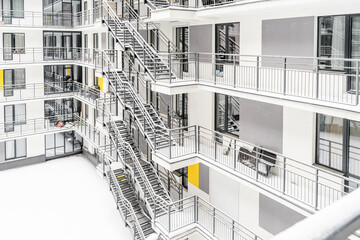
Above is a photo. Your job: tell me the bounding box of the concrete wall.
[189,24,212,53]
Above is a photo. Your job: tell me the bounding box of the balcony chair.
[238,146,276,177]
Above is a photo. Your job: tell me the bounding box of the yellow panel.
[66,65,71,76]
[188,163,199,188]
[0,69,3,91]
[98,77,103,91]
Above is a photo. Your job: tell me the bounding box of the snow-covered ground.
[0,155,133,240]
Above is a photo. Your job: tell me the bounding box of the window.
[215,93,240,136]
[45,131,82,158]
[3,33,25,60]
[3,68,25,96]
[175,94,188,127]
[4,104,26,132]
[84,67,88,85]
[318,15,360,91]
[93,33,99,49]
[2,0,24,21]
[5,138,26,160]
[175,27,189,73]
[43,31,81,60]
[43,0,81,27]
[316,114,360,179]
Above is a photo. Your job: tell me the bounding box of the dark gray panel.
[0,155,46,171]
[82,150,98,166]
[259,194,305,235]
[0,142,5,163]
[239,98,283,153]
[189,24,212,53]
[262,17,314,70]
[199,163,209,194]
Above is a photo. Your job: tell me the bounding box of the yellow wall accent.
[66,65,71,76]
[0,69,4,91]
[188,163,199,188]
[98,77,103,91]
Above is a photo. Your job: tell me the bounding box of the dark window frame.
[3,32,25,60]
[317,14,360,92]
[4,103,26,132]
[315,113,360,181]
[5,138,27,160]
[1,0,25,19]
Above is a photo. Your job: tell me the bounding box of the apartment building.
[0,0,359,239]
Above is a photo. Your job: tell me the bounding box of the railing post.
[153,199,157,223]
[255,148,259,181]
[232,220,235,240]
[315,169,319,210]
[282,157,286,194]
[256,56,260,91]
[169,54,172,84]
[233,139,237,170]
[195,53,199,82]
[212,207,216,235]
[315,59,319,99]
[283,57,287,95]
[356,60,359,105]
[233,57,236,88]
[198,126,200,153]
[169,130,172,159]
[168,204,171,232]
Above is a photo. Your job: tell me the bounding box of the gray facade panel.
[189,24,212,54]
[199,163,209,194]
[259,194,305,235]
[0,155,46,171]
[239,98,283,153]
[262,16,315,69]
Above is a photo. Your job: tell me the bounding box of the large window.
[45,131,82,158]
[318,15,360,91]
[175,27,189,73]
[2,0,24,22]
[44,65,82,94]
[4,104,26,132]
[43,0,81,27]
[43,31,82,60]
[3,33,25,60]
[45,98,74,124]
[5,138,26,160]
[317,114,360,179]
[215,93,240,136]
[3,68,25,97]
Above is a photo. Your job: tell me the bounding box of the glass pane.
[46,134,55,148]
[2,0,12,23]
[14,69,25,87]
[4,105,14,132]
[13,0,24,18]
[46,149,55,157]
[65,131,74,153]
[317,114,343,171]
[215,94,226,132]
[228,23,240,54]
[350,16,360,91]
[227,96,240,135]
[15,104,26,123]
[5,140,15,159]
[4,69,14,97]
[3,33,13,60]
[349,121,360,177]
[56,132,65,147]
[319,16,346,69]
[14,34,25,53]
[16,138,26,158]
[216,24,227,54]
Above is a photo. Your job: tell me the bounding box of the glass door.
[350,16,360,92]
[4,105,15,132]
[4,70,14,97]
[62,34,73,60]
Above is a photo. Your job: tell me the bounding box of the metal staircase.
[112,169,155,239]
[103,3,176,82]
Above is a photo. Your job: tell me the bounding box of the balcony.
[151,53,360,114]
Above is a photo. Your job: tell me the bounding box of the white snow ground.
[0,155,133,240]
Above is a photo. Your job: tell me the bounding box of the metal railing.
[158,52,360,106]
[154,125,360,212]
[0,115,75,141]
[0,47,98,66]
[0,8,100,28]
[145,0,269,9]
[155,195,261,240]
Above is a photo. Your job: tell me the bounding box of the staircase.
[112,169,155,239]
[103,3,176,82]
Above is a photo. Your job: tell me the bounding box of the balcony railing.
[0,8,101,28]
[158,53,360,106]
[154,125,360,212]
[0,47,100,65]
[155,195,261,240]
